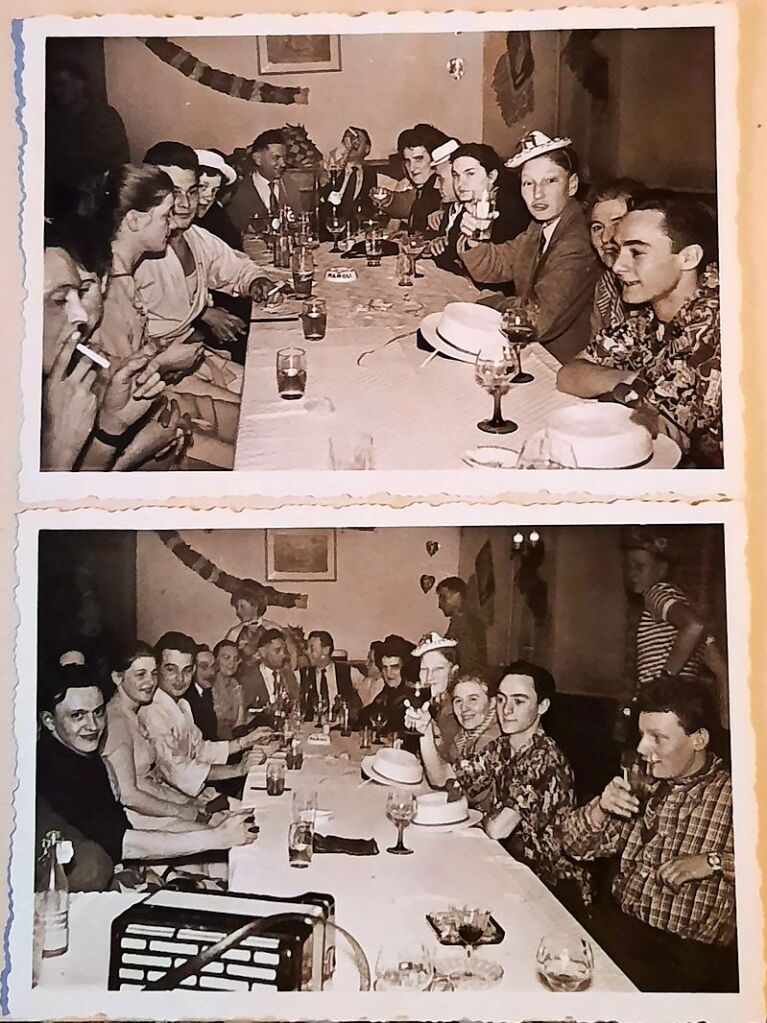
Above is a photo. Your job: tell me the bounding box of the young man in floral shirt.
[452,661,592,916]
[557,193,721,467]
[560,676,736,992]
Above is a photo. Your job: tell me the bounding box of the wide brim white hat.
[412,632,459,658]
[418,303,505,365]
[361,754,424,787]
[195,149,237,186]
[505,130,573,170]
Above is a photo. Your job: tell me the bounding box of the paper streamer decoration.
[420,574,436,594]
[426,541,441,557]
[140,38,309,106]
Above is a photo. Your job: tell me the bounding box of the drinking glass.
[474,345,516,434]
[328,430,375,470]
[276,347,307,400]
[365,226,384,267]
[326,208,346,253]
[447,905,504,990]
[370,185,393,221]
[291,246,314,298]
[286,738,304,771]
[620,749,655,803]
[397,245,413,287]
[338,223,356,253]
[266,760,287,796]
[501,299,539,383]
[370,709,387,744]
[516,431,578,468]
[401,230,428,279]
[288,819,314,868]
[536,934,594,992]
[293,787,318,823]
[359,724,372,750]
[385,788,416,855]
[301,298,327,342]
[374,941,433,991]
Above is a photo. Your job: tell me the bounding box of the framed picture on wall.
[266,528,337,581]
[256,35,342,74]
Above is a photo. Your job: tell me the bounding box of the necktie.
[319,668,329,707]
[345,167,360,202]
[268,182,279,216]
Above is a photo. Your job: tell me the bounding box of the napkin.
[313,834,379,856]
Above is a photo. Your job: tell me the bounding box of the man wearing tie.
[320,127,382,230]
[239,628,300,722]
[300,630,361,722]
[185,645,218,741]
[227,129,304,238]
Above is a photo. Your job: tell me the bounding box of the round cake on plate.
[546,403,654,469]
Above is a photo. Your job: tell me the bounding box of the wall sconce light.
[511,529,543,554]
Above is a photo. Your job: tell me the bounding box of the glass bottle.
[35,830,73,958]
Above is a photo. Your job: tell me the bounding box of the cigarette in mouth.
[75,342,111,369]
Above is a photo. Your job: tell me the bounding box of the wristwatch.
[707,851,723,874]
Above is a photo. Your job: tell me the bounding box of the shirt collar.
[541,217,561,252]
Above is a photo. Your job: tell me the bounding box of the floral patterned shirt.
[584,264,722,465]
[454,728,592,900]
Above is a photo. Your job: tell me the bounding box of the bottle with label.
[35,830,74,958]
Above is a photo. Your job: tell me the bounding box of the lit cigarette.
[75,342,111,369]
[266,282,288,299]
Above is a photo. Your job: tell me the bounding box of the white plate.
[463,434,681,470]
[361,755,424,787]
[412,809,483,833]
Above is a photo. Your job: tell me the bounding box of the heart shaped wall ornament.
[420,574,436,594]
[426,540,440,557]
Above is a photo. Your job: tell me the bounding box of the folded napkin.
[313,834,379,856]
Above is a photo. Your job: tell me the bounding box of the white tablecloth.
[37,733,634,994]
[234,245,583,471]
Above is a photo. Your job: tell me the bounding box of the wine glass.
[400,230,429,279]
[474,344,517,434]
[446,905,504,989]
[326,208,347,253]
[370,185,393,222]
[501,299,539,384]
[620,749,655,804]
[374,941,433,990]
[385,788,416,855]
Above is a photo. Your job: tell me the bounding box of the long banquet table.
[234,242,585,471]
[37,729,634,995]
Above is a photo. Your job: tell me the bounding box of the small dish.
[462,445,519,469]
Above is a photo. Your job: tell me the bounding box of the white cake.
[370,747,423,784]
[545,404,653,469]
[414,791,469,826]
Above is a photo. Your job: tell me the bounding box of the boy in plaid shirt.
[560,676,736,992]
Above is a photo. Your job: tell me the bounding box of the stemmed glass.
[400,231,429,279]
[501,299,539,384]
[385,789,416,855]
[326,208,347,253]
[370,185,393,222]
[474,344,517,434]
[448,905,504,989]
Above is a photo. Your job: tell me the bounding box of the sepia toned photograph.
[8,505,760,1022]
[16,8,738,500]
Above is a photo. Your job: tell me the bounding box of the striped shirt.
[560,754,735,945]
[636,581,705,685]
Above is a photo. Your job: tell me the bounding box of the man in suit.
[238,627,300,722]
[320,126,381,230]
[227,129,304,238]
[185,644,218,741]
[436,576,488,675]
[300,630,362,722]
[387,123,450,232]
[458,130,600,363]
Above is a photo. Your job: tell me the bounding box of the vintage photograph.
[20,9,736,496]
[9,506,759,1022]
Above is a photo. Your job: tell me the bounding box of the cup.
[397,249,414,287]
[288,819,314,868]
[365,227,384,267]
[276,347,307,401]
[292,246,315,298]
[274,232,292,269]
[301,298,328,342]
[293,788,318,823]
[329,430,375,470]
[360,725,372,750]
[266,760,287,796]
[536,934,594,992]
[286,738,304,770]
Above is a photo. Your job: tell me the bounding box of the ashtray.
[426,910,505,946]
